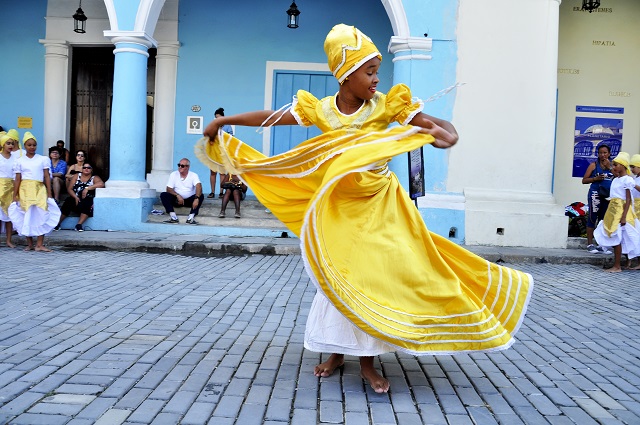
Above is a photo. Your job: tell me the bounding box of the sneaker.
[186,218,198,225]
[75,224,84,232]
[586,244,599,254]
[164,218,179,224]
[207,193,215,198]
[599,246,613,255]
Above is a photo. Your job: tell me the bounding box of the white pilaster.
[453,0,566,248]
[146,41,180,191]
[39,40,70,148]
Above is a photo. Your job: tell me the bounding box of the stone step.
[147,197,289,230]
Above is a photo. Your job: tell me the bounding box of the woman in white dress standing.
[0,133,17,248]
[9,132,61,251]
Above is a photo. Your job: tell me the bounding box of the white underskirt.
[8,199,61,237]
[304,291,395,356]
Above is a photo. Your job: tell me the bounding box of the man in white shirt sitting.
[160,158,204,224]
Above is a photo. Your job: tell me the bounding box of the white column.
[39,40,70,149]
[452,0,566,248]
[146,41,180,191]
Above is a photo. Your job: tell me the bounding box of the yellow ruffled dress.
[195,84,533,355]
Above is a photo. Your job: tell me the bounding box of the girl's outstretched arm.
[204,110,297,139]
[409,112,459,149]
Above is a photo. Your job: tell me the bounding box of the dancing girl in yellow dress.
[196,24,533,393]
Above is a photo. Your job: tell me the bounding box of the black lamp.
[286,2,300,29]
[581,0,601,12]
[73,0,87,33]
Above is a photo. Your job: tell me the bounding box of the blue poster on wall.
[573,116,623,178]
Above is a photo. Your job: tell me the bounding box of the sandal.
[207,193,215,198]
[218,193,224,198]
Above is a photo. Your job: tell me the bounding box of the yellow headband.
[324,24,382,84]
[631,154,640,168]
[613,152,631,175]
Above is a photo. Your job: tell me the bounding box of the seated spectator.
[161,158,204,224]
[208,107,234,198]
[48,146,67,204]
[218,174,247,218]
[56,162,104,232]
[56,140,70,163]
[66,149,87,182]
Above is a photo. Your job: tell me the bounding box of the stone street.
[1,249,639,424]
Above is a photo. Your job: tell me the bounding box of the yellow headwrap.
[23,131,37,144]
[613,152,631,175]
[630,154,640,168]
[324,24,382,84]
[6,129,19,142]
[0,134,9,149]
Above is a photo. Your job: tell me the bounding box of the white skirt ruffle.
[594,219,640,259]
[304,291,395,356]
[8,199,61,237]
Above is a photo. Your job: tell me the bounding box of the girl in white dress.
[628,154,640,269]
[0,133,17,248]
[8,132,61,251]
[594,152,640,272]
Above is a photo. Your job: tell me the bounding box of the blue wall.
[174,0,395,181]
[0,1,47,152]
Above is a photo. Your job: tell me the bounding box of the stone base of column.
[91,184,157,231]
[416,193,466,245]
[463,188,567,248]
[146,170,172,192]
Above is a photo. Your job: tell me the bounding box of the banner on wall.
[408,147,425,200]
[573,116,623,177]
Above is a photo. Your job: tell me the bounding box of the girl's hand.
[417,123,458,149]
[204,119,222,141]
[621,218,627,226]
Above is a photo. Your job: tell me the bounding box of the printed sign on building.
[573,116,623,177]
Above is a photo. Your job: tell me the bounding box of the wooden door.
[71,47,114,180]
[271,72,337,155]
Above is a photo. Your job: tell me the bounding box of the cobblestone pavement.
[1,250,639,425]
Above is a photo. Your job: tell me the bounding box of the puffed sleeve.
[621,175,636,190]
[12,157,22,174]
[291,90,319,127]
[385,83,424,125]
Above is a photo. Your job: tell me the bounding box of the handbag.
[598,184,610,199]
[222,182,240,190]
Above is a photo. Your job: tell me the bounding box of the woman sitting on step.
[218,174,247,219]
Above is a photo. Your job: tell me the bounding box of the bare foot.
[360,357,389,393]
[24,246,34,251]
[605,266,622,273]
[35,246,52,252]
[314,353,344,377]
[6,242,16,248]
[629,263,640,270]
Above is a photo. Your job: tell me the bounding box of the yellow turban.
[6,128,19,142]
[0,134,9,149]
[324,24,382,84]
[631,154,640,168]
[23,131,37,144]
[613,152,631,175]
